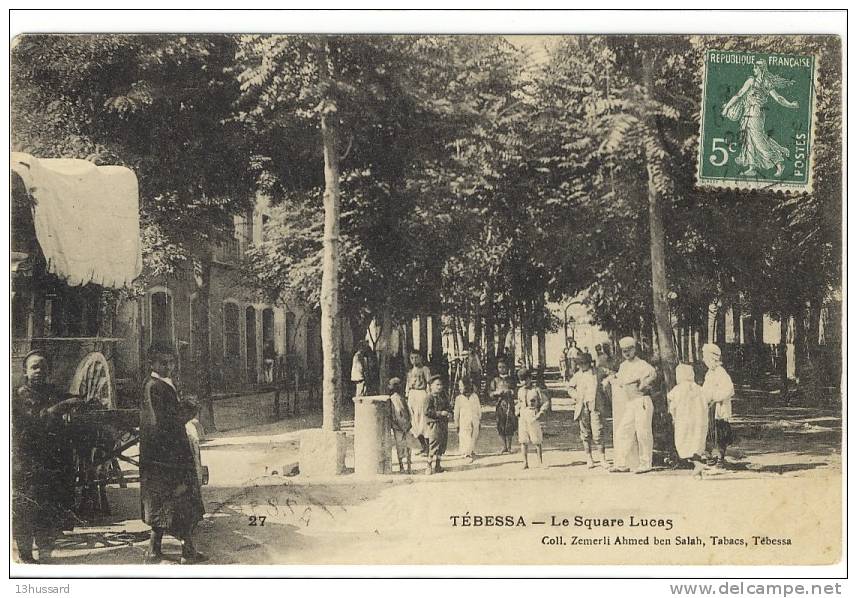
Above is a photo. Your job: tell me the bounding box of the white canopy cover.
[11,152,142,289]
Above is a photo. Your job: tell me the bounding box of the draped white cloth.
[11,152,142,289]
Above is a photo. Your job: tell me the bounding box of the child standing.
[516,368,550,469]
[454,378,482,462]
[566,353,609,469]
[406,350,433,456]
[12,350,82,563]
[490,360,517,454]
[667,363,709,476]
[701,344,735,468]
[424,375,451,475]
[387,377,412,474]
[140,343,206,564]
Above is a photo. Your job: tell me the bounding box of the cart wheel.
[69,351,116,409]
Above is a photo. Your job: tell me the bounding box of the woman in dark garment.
[12,350,82,563]
[140,343,206,564]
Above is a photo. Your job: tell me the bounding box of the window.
[223,301,241,357]
[150,289,174,348]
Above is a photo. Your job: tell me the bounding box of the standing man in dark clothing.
[12,350,82,563]
[140,343,206,564]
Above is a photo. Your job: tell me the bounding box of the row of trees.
[12,34,841,431]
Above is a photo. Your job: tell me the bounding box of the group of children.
[387,350,553,475]
[387,340,735,478]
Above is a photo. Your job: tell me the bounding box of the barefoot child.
[388,377,413,474]
[667,363,708,476]
[516,368,550,469]
[490,360,517,454]
[454,378,482,462]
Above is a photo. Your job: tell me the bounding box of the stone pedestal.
[299,428,347,477]
[352,395,392,476]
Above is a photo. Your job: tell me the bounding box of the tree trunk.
[642,59,677,390]
[496,317,511,360]
[793,307,806,382]
[808,298,822,363]
[518,303,529,369]
[377,305,393,393]
[750,303,765,375]
[779,316,789,394]
[418,314,429,359]
[731,297,743,372]
[537,329,547,371]
[485,288,496,373]
[473,304,483,353]
[430,314,443,364]
[646,178,677,388]
[403,317,414,355]
[715,303,727,346]
[318,41,342,432]
[195,253,216,433]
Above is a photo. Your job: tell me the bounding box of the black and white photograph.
[7,8,846,581]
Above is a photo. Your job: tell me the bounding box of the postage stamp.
[697,50,817,193]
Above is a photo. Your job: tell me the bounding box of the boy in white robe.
[453,378,482,462]
[667,363,708,476]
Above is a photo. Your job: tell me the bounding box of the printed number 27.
[249,515,266,526]
[709,137,735,167]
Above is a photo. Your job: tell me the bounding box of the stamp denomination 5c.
[697,50,817,193]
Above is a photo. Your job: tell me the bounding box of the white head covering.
[675,363,695,384]
[619,336,636,350]
[702,343,722,358]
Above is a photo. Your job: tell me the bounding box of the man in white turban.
[607,337,658,474]
[701,343,735,467]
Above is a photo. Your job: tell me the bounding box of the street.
[42,377,841,566]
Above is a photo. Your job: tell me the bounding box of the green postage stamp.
[697,50,817,193]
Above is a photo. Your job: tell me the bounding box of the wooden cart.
[12,153,144,521]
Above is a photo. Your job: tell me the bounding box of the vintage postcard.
[8,16,844,577]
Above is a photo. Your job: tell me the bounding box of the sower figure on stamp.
[567,353,610,469]
[424,374,451,475]
[490,359,517,454]
[721,59,799,178]
[140,343,206,564]
[12,350,83,563]
[607,337,658,474]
